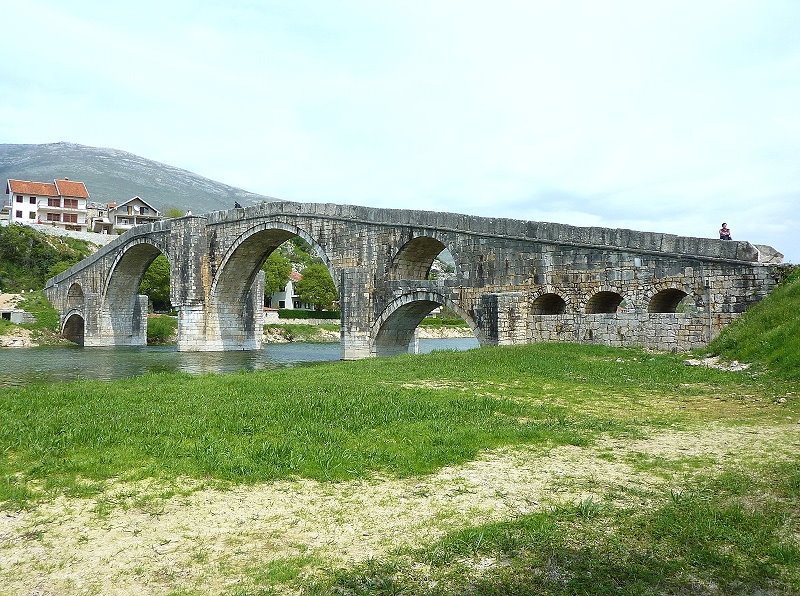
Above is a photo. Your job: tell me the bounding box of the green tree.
[139,254,171,312]
[262,251,292,296]
[295,264,337,310]
[164,207,185,219]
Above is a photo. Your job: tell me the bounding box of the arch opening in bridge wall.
[585,291,624,314]
[648,288,690,313]
[389,236,454,281]
[62,311,85,345]
[372,291,480,358]
[532,292,567,315]
[104,239,171,345]
[209,223,337,349]
[66,282,84,310]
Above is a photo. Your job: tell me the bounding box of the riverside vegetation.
[0,270,798,594]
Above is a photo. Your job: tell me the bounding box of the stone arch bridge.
[44,201,783,359]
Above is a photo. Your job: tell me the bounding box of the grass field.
[0,271,798,595]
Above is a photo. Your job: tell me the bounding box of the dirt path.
[1,422,797,595]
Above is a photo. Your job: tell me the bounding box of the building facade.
[106,197,162,233]
[5,178,90,231]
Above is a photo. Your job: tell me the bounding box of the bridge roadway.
[44,201,784,358]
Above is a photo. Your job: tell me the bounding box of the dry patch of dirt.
[683,355,751,371]
[1,424,797,595]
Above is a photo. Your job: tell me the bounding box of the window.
[29,197,36,204]
[63,213,78,223]
[140,207,149,215]
[46,213,61,222]
[15,196,22,203]
[64,198,78,209]
[15,210,22,218]
[48,198,61,207]
[120,218,130,225]
[28,212,36,220]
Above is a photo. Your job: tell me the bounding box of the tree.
[164,207,185,219]
[262,251,292,296]
[139,254,171,312]
[295,264,337,310]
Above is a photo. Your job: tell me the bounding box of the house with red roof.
[4,178,90,231]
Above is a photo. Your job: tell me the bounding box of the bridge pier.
[479,292,529,346]
[175,302,209,351]
[339,268,372,360]
[84,294,148,346]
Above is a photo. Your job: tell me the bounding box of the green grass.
[16,290,60,332]
[709,267,800,379]
[263,323,339,341]
[0,342,794,509]
[308,460,799,595]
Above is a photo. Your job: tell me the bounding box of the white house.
[264,271,313,310]
[106,197,162,233]
[5,178,90,231]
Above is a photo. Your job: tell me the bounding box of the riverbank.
[0,342,797,594]
[263,322,474,343]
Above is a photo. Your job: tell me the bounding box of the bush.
[277,309,340,320]
[147,315,177,345]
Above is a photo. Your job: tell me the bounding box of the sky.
[3,0,799,262]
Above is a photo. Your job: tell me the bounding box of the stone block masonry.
[45,201,786,356]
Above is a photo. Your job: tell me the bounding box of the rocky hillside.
[0,142,278,215]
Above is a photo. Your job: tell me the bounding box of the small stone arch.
[372,290,481,357]
[531,292,567,315]
[648,288,691,313]
[66,282,84,310]
[585,290,625,314]
[389,236,454,281]
[62,310,85,345]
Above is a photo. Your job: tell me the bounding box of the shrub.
[147,315,177,345]
[277,309,340,320]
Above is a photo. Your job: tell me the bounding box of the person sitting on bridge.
[719,223,732,240]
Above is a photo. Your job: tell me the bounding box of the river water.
[0,338,480,388]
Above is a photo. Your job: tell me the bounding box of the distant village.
[3,177,162,235]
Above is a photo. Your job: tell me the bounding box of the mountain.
[0,142,278,215]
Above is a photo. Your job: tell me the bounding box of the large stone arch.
[371,290,481,357]
[61,310,85,345]
[208,221,336,349]
[102,237,172,345]
[389,235,456,281]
